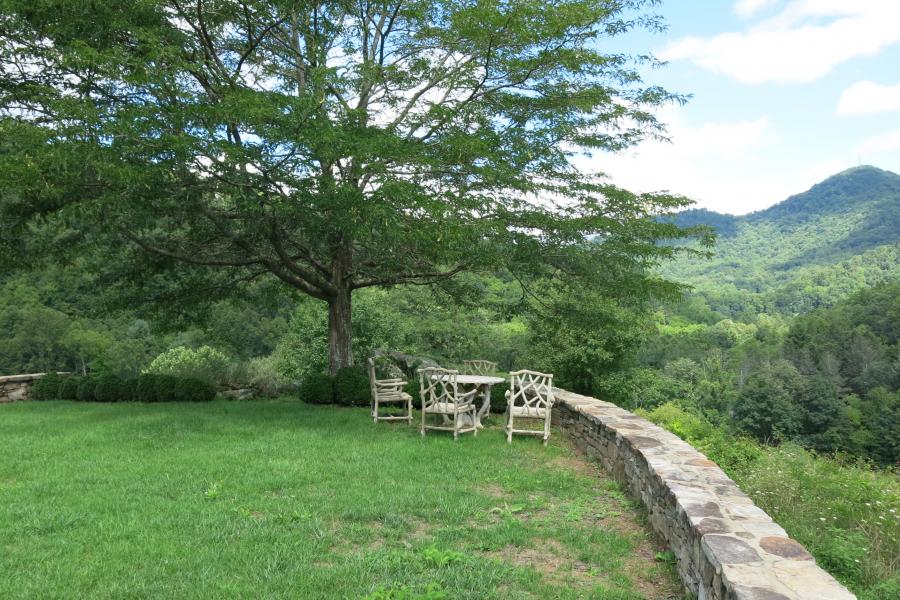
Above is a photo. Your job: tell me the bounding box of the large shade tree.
[0,0,703,373]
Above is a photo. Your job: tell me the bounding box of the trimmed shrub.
[405,376,422,410]
[94,374,122,402]
[174,377,217,402]
[32,373,63,400]
[135,374,160,403]
[154,374,180,403]
[489,380,510,414]
[334,366,370,407]
[299,372,334,404]
[76,376,99,402]
[58,376,80,400]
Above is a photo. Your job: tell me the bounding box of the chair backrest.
[463,359,498,375]
[507,370,554,409]
[418,367,461,408]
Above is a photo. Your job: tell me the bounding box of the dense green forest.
[641,165,900,465]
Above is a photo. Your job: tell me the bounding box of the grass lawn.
[0,399,682,599]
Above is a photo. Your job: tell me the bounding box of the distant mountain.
[663,166,900,315]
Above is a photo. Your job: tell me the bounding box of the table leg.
[475,384,492,428]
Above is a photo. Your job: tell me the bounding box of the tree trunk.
[327,286,353,375]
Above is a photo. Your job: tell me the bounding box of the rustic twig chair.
[368,357,413,423]
[418,367,479,440]
[463,359,498,375]
[504,369,555,445]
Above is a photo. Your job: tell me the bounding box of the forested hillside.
[632,166,900,466]
[663,165,900,316]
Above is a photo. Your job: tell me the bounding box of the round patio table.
[432,374,505,428]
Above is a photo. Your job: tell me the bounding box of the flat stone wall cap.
[759,537,814,561]
[703,534,763,566]
[768,561,856,599]
[0,373,49,383]
[733,586,793,600]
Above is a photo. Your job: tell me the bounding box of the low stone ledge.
[552,388,855,600]
[0,372,68,403]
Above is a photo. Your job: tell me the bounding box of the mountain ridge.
[662,165,900,315]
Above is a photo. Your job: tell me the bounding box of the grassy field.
[0,400,682,599]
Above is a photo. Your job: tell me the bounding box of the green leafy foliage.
[75,376,98,402]
[143,346,230,385]
[298,373,334,405]
[135,374,160,403]
[57,377,79,400]
[334,367,370,407]
[0,0,703,373]
[94,374,126,403]
[31,373,62,400]
[153,375,180,403]
[173,378,217,403]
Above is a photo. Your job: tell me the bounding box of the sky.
[589,0,900,215]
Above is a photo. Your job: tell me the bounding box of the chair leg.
[373,399,379,423]
[453,412,459,441]
[406,398,413,422]
[543,414,550,445]
[420,409,426,437]
[506,413,513,443]
[472,409,478,437]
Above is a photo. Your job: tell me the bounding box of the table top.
[431,374,505,385]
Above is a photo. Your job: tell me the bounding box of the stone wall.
[553,388,855,600]
[0,373,60,403]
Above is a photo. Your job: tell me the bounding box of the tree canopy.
[0,0,702,372]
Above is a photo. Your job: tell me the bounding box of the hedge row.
[299,367,370,406]
[32,372,217,403]
[299,367,510,413]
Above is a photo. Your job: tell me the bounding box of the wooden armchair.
[418,367,479,440]
[368,357,413,423]
[463,359,498,375]
[504,370,555,445]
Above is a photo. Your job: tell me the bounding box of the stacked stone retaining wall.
[0,373,63,403]
[553,388,855,600]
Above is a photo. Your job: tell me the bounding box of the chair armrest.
[375,379,408,390]
[457,388,480,404]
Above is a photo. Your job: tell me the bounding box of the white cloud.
[858,128,900,155]
[661,1,900,84]
[578,108,785,214]
[837,81,900,116]
[577,108,860,215]
[734,0,779,18]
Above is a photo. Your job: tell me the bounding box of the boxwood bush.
[489,380,510,414]
[32,373,63,400]
[175,378,217,402]
[334,366,370,407]
[135,374,160,402]
[154,374,180,403]
[58,376,80,400]
[76,376,99,402]
[299,372,334,404]
[94,374,126,403]
[405,376,422,410]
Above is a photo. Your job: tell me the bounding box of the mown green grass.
[0,400,681,599]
